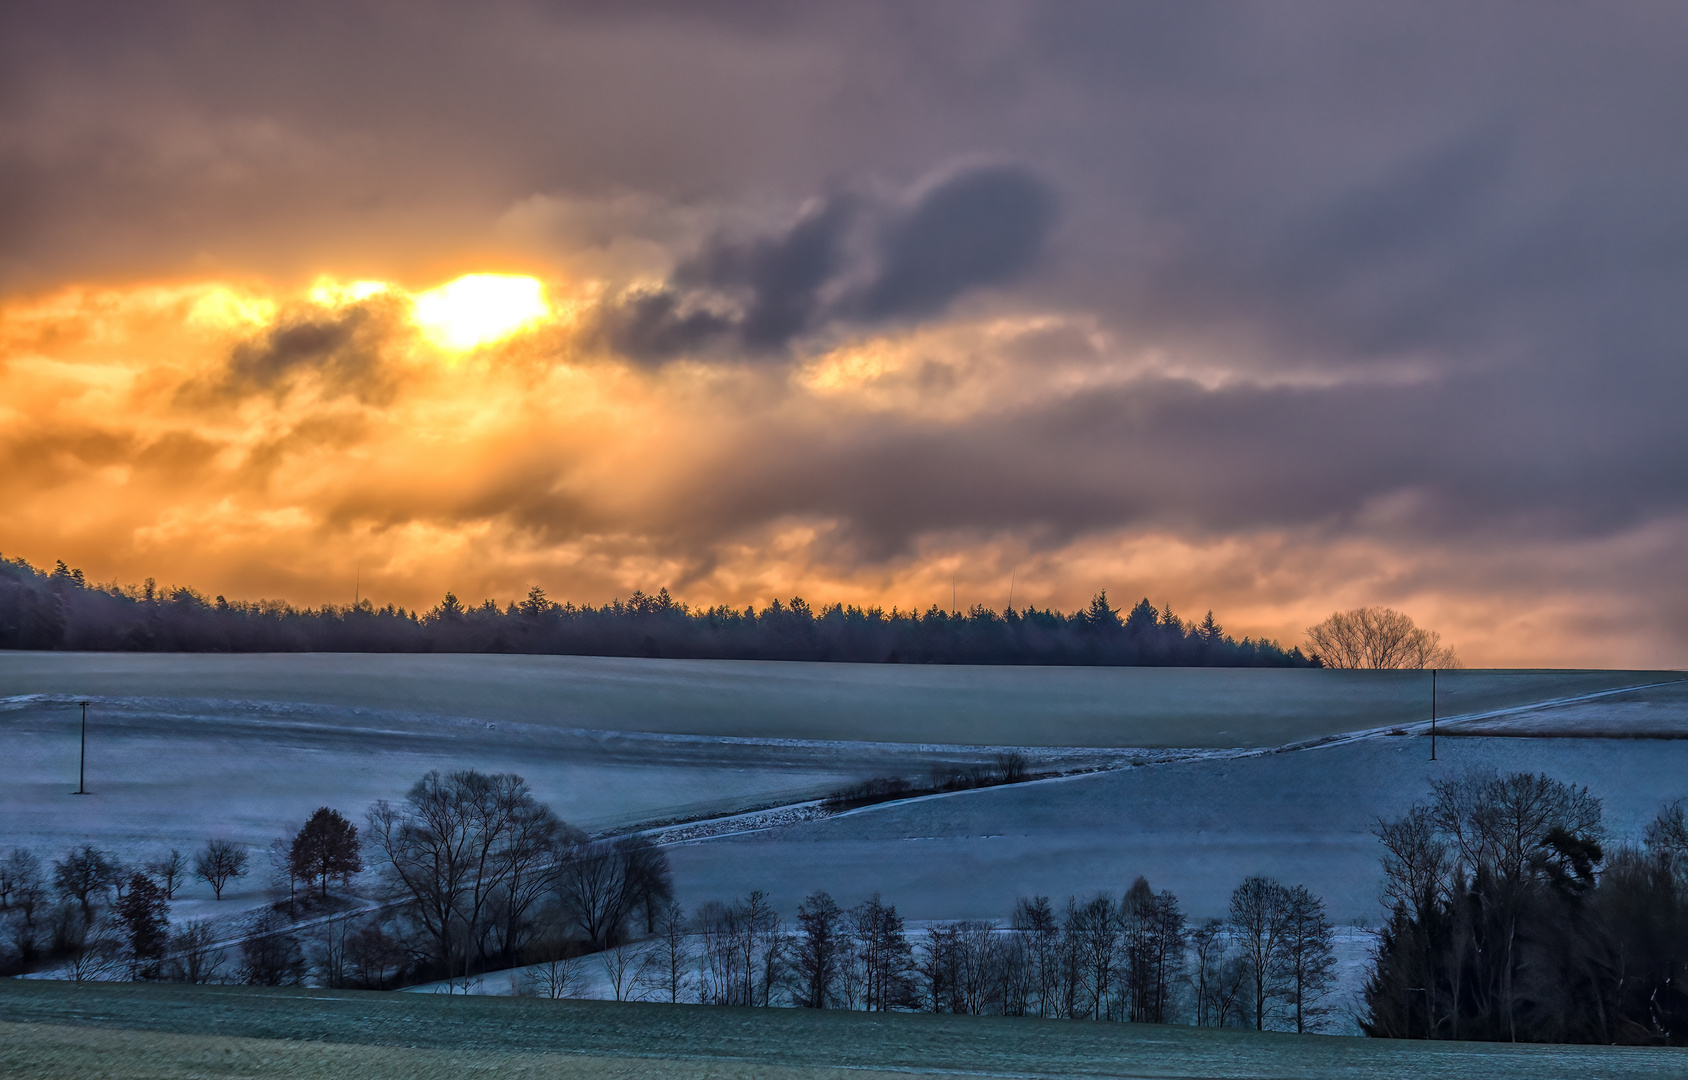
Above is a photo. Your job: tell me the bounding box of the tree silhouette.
[289,807,362,898]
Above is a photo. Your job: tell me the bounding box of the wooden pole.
[76,700,89,794]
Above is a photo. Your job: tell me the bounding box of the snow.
[663,735,1688,926]
[2,652,1684,1024]
[0,651,1668,747]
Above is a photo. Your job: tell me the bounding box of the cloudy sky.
[2,2,1685,666]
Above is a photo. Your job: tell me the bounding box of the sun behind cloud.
[412,273,550,350]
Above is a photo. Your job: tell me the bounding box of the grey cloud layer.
[6,1,1688,647]
[597,164,1058,360]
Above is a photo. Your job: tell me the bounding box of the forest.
[1364,774,1688,1044]
[0,554,1312,666]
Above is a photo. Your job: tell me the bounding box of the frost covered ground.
[0,651,1666,745]
[7,980,1682,1080]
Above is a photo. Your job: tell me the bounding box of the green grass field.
[2,652,1677,746]
[1,980,1680,1080]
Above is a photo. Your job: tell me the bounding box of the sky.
[2,2,1686,667]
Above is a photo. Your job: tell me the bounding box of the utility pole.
[76,700,90,794]
[1429,669,1437,762]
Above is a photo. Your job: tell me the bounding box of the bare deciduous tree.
[193,839,248,901]
[519,939,579,999]
[1188,918,1248,1028]
[651,901,692,1004]
[1305,607,1459,669]
[1122,876,1185,1024]
[1279,885,1337,1033]
[144,849,187,900]
[167,919,224,984]
[0,849,45,924]
[793,891,843,1008]
[240,908,305,986]
[368,769,576,981]
[601,941,650,1001]
[54,844,118,921]
[1229,875,1291,1031]
[64,916,125,981]
[1011,896,1061,1018]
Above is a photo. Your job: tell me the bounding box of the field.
[2,980,1682,1080]
[0,651,1669,746]
[2,653,1686,1034]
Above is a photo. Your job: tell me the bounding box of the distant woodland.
[0,554,1312,666]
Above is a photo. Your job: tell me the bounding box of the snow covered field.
[664,735,1688,925]
[0,651,1666,746]
[2,652,1684,1022]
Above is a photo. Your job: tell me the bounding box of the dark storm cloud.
[215,300,403,403]
[596,164,1058,361]
[854,166,1057,320]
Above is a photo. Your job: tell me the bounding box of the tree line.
[9,759,1682,1044]
[0,767,1337,1031]
[618,875,1338,1032]
[0,772,675,988]
[0,554,1312,666]
[1364,772,1688,1044]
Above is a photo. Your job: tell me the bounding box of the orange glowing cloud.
[0,272,1683,669]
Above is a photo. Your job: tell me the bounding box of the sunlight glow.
[412,274,549,350]
[308,278,392,307]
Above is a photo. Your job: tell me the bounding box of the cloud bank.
[2,2,1686,666]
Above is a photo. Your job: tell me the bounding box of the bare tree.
[557,840,633,949]
[267,838,298,916]
[1229,876,1291,1031]
[1066,894,1119,1019]
[193,839,248,901]
[239,908,305,986]
[793,891,843,1008]
[346,920,404,989]
[992,752,1030,784]
[309,918,354,988]
[919,920,1007,1015]
[0,849,45,926]
[520,940,579,999]
[64,916,126,981]
[650,901,692,1004]
[1279,885,1337,1032]
[165,919,223,984]
[1122,877,1185,1024]
[144,849,187,900]
[1305,607,1459,669]
[847,894,913,1012]
[367,769,572,981]
[694,899,742,1005]
[601,941,648,1001]
[1012,896,1062,1018]
[54,844,118,922]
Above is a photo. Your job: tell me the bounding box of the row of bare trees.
[582,875,1337,1031]
[0,837,264,977]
